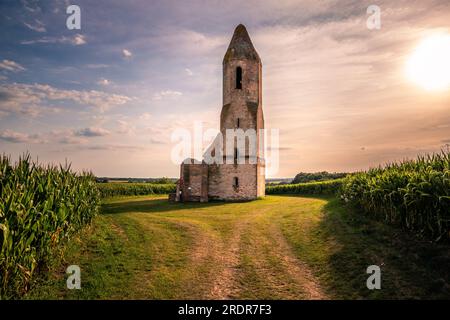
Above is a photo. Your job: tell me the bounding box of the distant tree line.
[291,171,348,184]
[96,177,177,184]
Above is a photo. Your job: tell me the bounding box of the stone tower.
[172,24,265,202]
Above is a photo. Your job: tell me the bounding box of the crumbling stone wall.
[173,24,265,202]
[180,162,208,202]
[208,164,258,200]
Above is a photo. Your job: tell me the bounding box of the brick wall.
[208,164,258,200]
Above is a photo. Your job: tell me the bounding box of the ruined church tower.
[208,24,265,200]
[172,24,265,202]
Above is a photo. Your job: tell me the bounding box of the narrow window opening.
[236,67,242,89]
[234,147,238,161]
[237,118,240,128]
[233,177,239,188]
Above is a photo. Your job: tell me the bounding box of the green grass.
[25,195,450,299]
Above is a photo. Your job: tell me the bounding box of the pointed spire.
[223,24,260,64]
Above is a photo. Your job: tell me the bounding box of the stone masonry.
[171,24,265,202]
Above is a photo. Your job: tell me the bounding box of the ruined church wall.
[181,163,208,201]
[208,164,257,200]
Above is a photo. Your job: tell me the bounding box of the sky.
[0,0,449,178]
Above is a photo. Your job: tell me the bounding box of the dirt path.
[268,224,327,299]
[208,220,248,299]
[177,208,326,300]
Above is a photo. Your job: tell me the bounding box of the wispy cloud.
[75,127,111,137]
[0,129,42,143]
[152,90,182,101]
[97,78,111,86]
[145,28,226,57]
[23,19,46,33]
[77,144,145,151]
[115,120,135,134]
[0,60,26,72]
[85,64,109,69]
[58,135,87,145]
[0,83,132,116]
[21,0,41,13]
[21,34,86,45]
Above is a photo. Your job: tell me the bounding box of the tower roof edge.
[223,24,260,64]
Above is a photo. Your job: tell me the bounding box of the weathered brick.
[174,24,265,202]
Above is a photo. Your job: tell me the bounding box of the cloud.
[0,83,132,116]
[85,64,109,69]
[0,127,121,146]
[122,49,132,59]
[0,60,26,72]
[24,19,46,32]
[144,28,227,57]
[2,0,449,177]
[21,0,41,13]
[149,137,167,145]
[0,85,42,116]
[58,135,87,145]
[152,90,182,101]
[75,127,111,137]
[79,144,145,151]
[0,127,109,145]
[97,78,111,86]
[21,34,86,45]
[0,129,42,143]
[115,120,135,134]
[73,34,86,45]
[139,112,152,120]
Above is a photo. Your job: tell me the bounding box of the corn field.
[340,151,450,242]
[0,154,100,298]
[97,183,176,198]
[266,179,343,195]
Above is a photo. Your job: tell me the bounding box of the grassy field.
[25,195,450,299]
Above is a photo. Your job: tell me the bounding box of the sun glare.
[406,33,450,91]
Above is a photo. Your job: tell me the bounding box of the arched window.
[236,67,242,89]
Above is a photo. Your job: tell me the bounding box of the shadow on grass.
[101,198,230,215]
[317,198,450,299]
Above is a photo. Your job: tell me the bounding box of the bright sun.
[406,33,450,91]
